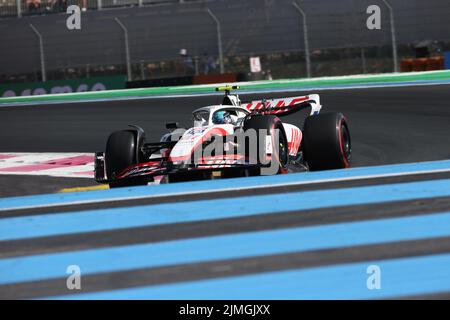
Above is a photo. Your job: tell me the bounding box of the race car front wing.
[94,152,262,184]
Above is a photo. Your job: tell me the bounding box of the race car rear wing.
[241,94,322,117]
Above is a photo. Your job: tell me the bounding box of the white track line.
[2,166,450,212]
[1,79,450,108]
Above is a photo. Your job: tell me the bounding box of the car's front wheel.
[105,130,146,188]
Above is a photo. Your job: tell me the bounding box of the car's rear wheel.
[243,115,288,175]
[105,130,146,188]
[302,112,351,171]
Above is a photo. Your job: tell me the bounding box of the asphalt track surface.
[0,84,450,299]
[0,85,449,160]
[1,84,450,196]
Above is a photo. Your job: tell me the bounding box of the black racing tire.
[243,115,288,174]
[105,130,140,188]
[302,112,351,171]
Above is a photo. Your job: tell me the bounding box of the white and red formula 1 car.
[95,86,351,187]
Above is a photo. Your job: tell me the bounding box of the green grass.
[1,70,449,105]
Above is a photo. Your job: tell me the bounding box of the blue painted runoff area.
[1,159,449,211]
[2,210,450,285]
[1,178,450,242]
[53,253,450,300]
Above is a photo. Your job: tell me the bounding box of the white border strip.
[1,77,450,108]
[2,166,450,212]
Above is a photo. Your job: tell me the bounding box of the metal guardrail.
[0,0,449,85]
[0,0,190,17]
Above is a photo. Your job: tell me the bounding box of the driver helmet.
[212,110,232,124]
